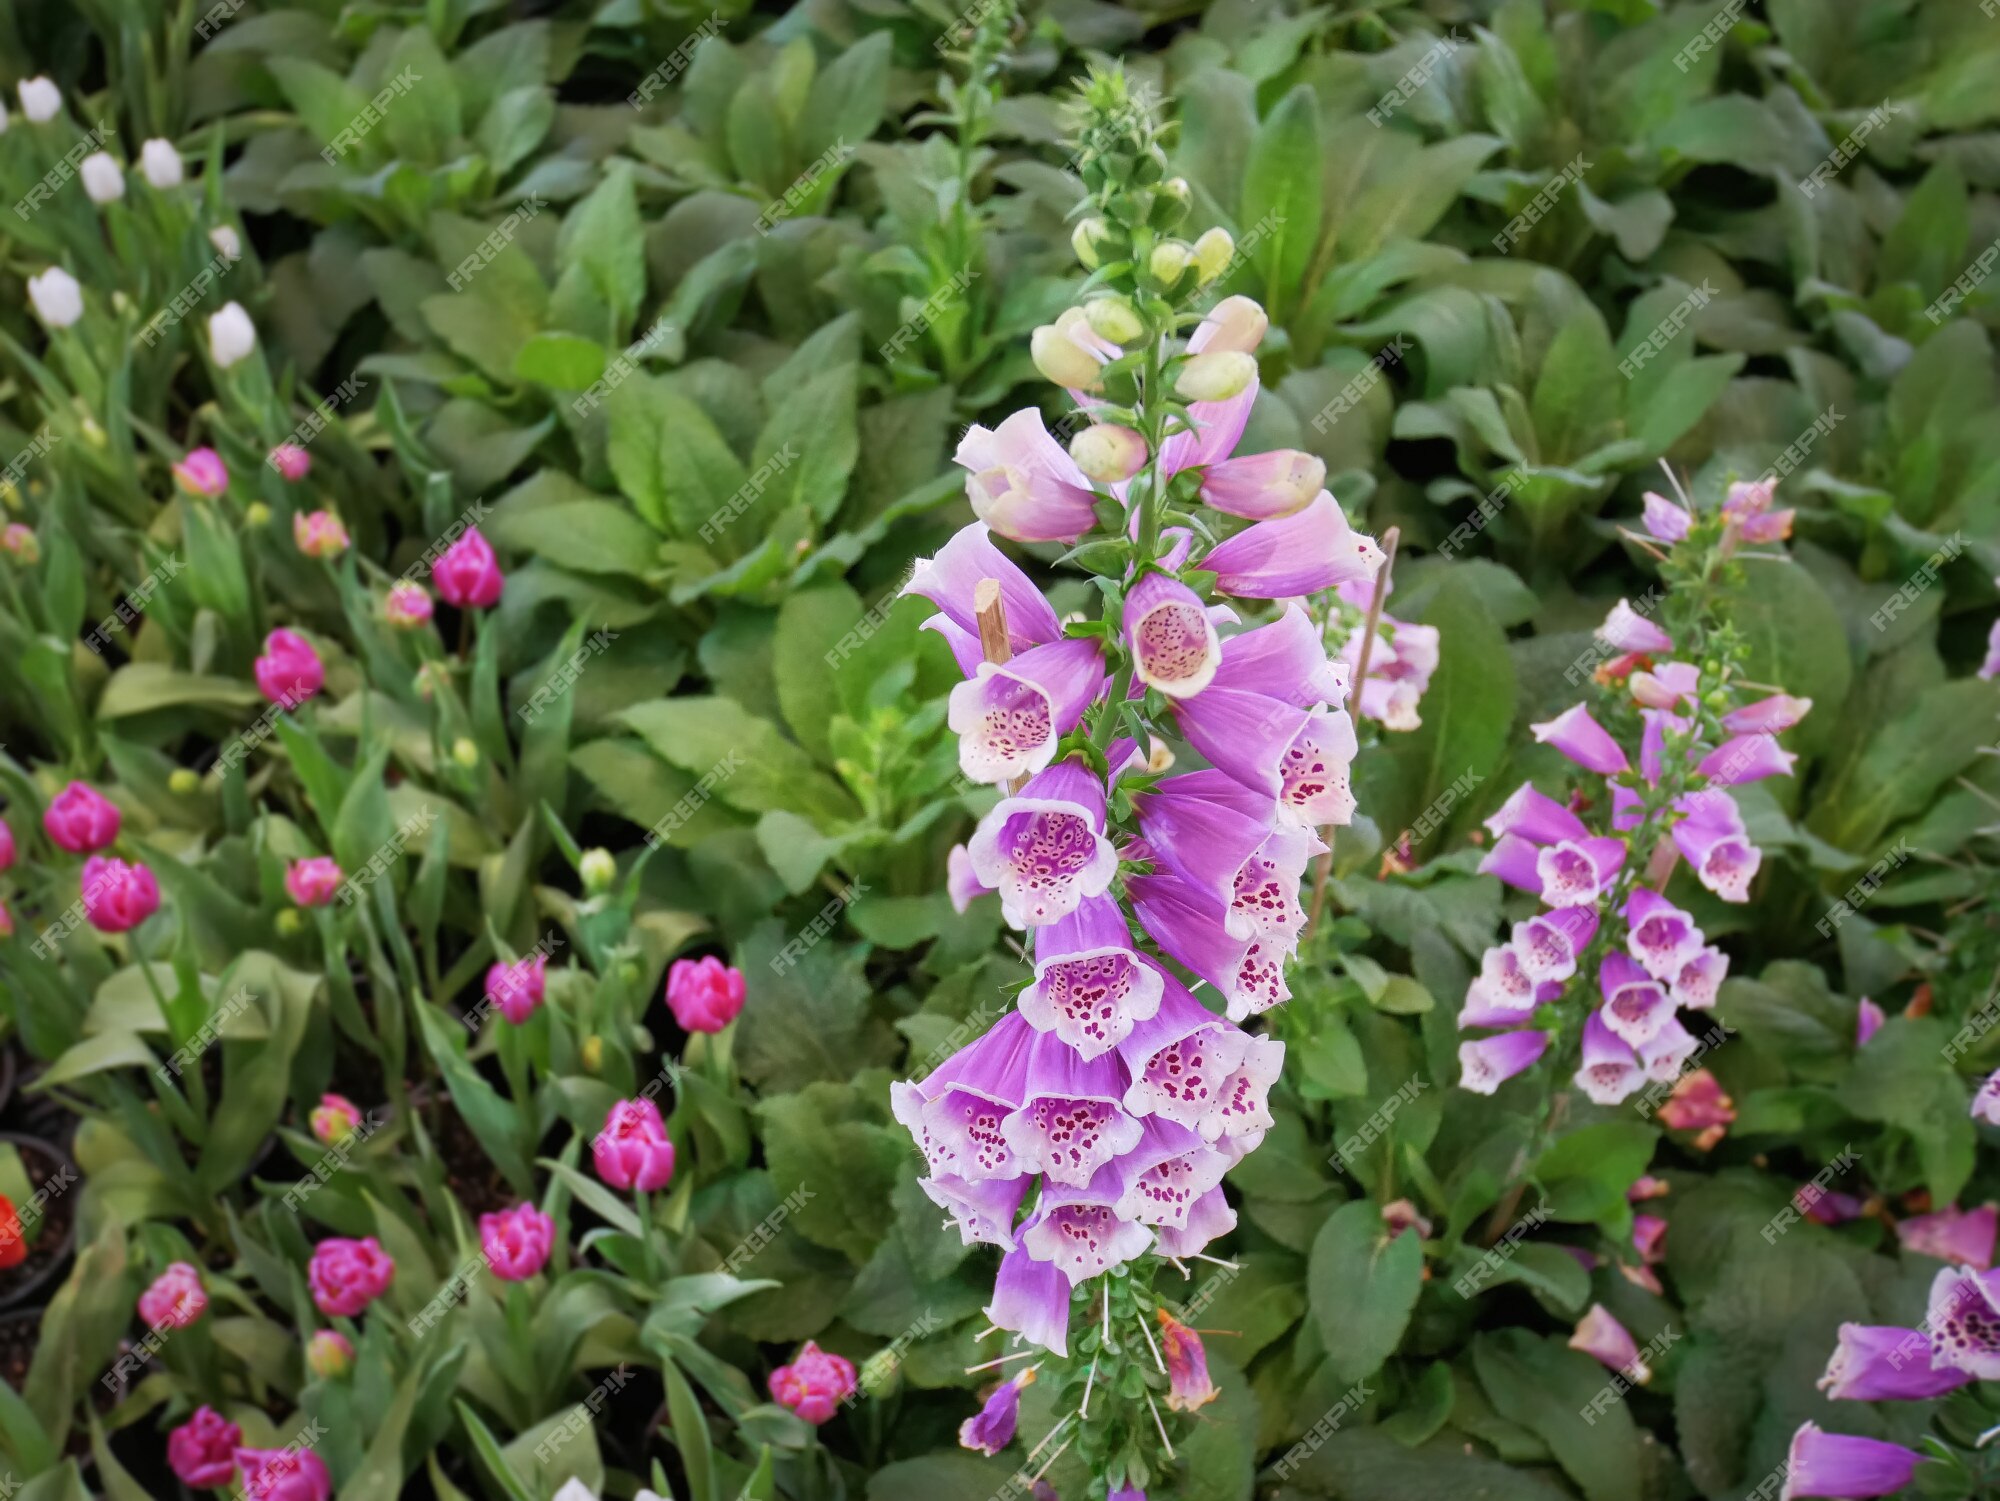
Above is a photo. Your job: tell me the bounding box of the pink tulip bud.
[267,443,312,481]
[82,856,160,932]
[478,1203,555,1281]
[234,1446,333,1501]
[485,955,547,1024]
[665,956,745,1034]
[44,781,120,852]
[308,1093,362,1145]
[0,524,35,563]
[383,582,432,628]
[291,510,348,559]
[305,1330,354,1380]
[285,856,342,908]
[0,816,14,871]
[173,447,229,497]
[431,526,504,609]
[769,1340,857,1423]
[139,1262,207,1329]
[254,628,324,705]
[307,1236,395,1317]
[0,900,12,939]
[167,1406,241,1489]
[592,1097,676,1192]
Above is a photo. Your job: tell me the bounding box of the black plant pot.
[0,1132,79,1312]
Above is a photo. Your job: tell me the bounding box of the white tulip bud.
[209,225,242,262]
[1071,217,1110,270]
[1069,424,1148,484]
[139,139,184,189]
[207,300,257,368]
[26,266,82,329]
[1193,227,1235,284]
[80,152,124,204]
[1199,295,1269,356]
[1176,350,1257,403]
[17,78,61,123]
[1083,296,1144,345]
[1149,240,1192,286]
[1031,323,1104,391]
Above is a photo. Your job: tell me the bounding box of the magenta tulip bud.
[308,1093,362,1146]
[485,955,548,1024]
[478,1203,555,1281]
[305,1330,355,1380]
[0,816,15,871]
[82,856,160,932]
[173,447,229,497]
[285,856,342,909]
[430,526,504,609]
[267,443,312,481]
[592,1098,676,1192]
[665,955,746,1033]
[44,781,120,853]
[770,1340,858,1423]
[139,1262,207,1329]
[307,1236,395,1317]
[254,628,324,705]
[168,1406,241,1489]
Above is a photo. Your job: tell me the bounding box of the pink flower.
[291,510,348,559]
[44,781,120,852]
[665,956,745,1033]
[1157,1307,1219,1411]
[0,900,11,939]
[308,1093,361,1146]
[1657,1069,1734,1148]
[82,856,160,932]
[383,582,432,628]
[167,1405,241,1489]
[1633,1214,1667,1264]
[173,447,229,496]
[1896,1205,1997,1269]
[267,443,312,481]
[478,1203,555,1281]
[0,523,36,562]
[485,955,547,1024]
[592,1098,676,1192]
[307,1236,395,1317]
[430,526,503,608]
[305,1330,354,1379]
[1569,1303,1651,1382]
[0,815,13,870]
[285,856,342,908]
[769,1340,857,1424]
[1381,1198,1433,1240]
[138,1261,207,1329]
[1722,478,1793,543]
[254,629,323,705]
[234,1446,333,1501]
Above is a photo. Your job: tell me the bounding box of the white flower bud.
[209,225,242,262]
[1069,424,1148,484]
[1083,296,1144,345]
[1149,241,1192,286]
[1031,323,1104,391]
[1193,227,1235,284]
[26,266,82,329]
[207,300,256,368]
[1176,350,1257,403]
[80,152,124,204]
[17,78,61,123]
[139,139,184,189]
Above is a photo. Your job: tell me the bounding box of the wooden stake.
[975,577,1028,795]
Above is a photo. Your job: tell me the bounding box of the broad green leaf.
[1308,1200,1424,1386]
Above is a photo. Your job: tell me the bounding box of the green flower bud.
[580,1035,604,1071]
[1071,217,1110,269]
[275,908,304,936]
[244,501,271,528]
[1084,296,1145,345]
[579,847,617,895]
[450,736,479,768]
[1175,350,1257,403]
[1192,227,1235,284]
[168,768,200,795]
[1070,424,1148,484]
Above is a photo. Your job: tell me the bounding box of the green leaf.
[95,665,261,719]
[620,697,857,829]
[556,164,647,338]
[771,584,864,761]
[796,33,892,163]
[751,363,858,525]
[606,378,749,540]
[511,332,607,391]
[1809,678,2000,854]
[1471,1330,1640,1501]
[1535,1122,1658,1229]
[488,497,663,579]
[1308,1200,1424,1386]
[1240,85,1322,315]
